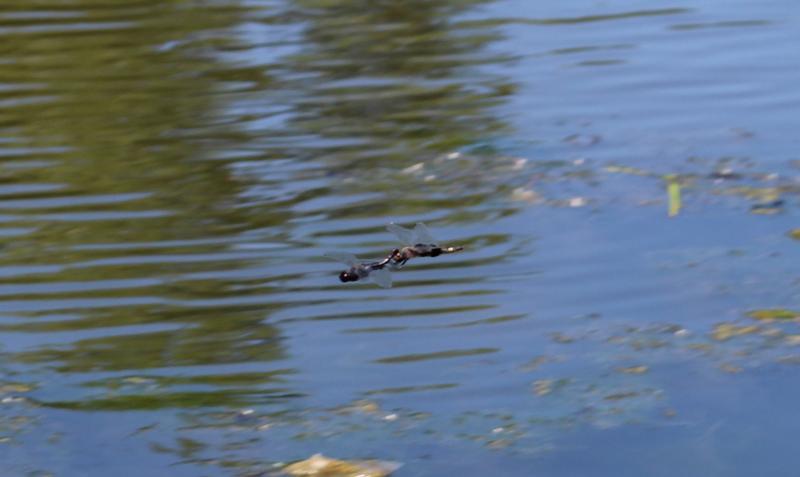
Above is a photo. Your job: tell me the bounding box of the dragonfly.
[325,222,463,288]
[323,251,394,288]
[386,222,464,267]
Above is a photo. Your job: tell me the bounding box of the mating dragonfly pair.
[325,222,463,288]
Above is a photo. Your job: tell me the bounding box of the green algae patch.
[748,309,800,321]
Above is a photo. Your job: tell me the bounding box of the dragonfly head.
[339,270,360,282]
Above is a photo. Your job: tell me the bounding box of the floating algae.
[748,309,800,321]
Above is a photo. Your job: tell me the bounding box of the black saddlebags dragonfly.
[325,222,463,288]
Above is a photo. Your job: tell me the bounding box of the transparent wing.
[323,251,359,266]
[387,222,415,245]
[413,222,437,245]
[368,268,393,288]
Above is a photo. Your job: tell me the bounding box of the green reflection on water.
[0,0,516,417]
[0,0,289,410]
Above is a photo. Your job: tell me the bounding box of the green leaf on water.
[665,175,681,217]
[748,309,799,321]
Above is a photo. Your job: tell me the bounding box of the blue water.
[1,0,800,475]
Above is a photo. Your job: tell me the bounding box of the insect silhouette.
[325,222,464,288]
[385,222,464,267]
[323,251,394,288]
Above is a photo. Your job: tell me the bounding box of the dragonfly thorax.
[402,244,439,257]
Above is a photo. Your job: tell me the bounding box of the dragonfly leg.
[389,248,407,266]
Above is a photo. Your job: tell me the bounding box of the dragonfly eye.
[339,271,359,282]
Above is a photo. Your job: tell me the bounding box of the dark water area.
[1,0,799,475]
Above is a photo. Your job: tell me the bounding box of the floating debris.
[550,332,575,344]
[511,187,542,203]
[563,133,601,147]
[283,454,401,477]
[785,335,800,346]
[605,164,653,177]
[674,328,691,338]
[666,177,681,217]
[709,168,743,181]
[777,355,800,365]
[332,400,381,416]
[663,408,678,418]
[750,199,784,214]
[603,391,639,401]
[519,355,554,372]
[121,376,155,386]
[748,309,799,321]
[486,438,512,449]
[568,197,588,208]
[0,383,35,394]
[0,396,30,405]
[711,323,760,341]
[730,128,755,139]
[720,363,743,374]
[532,380,553,396]
[401,162,424,174]
[616,365,649,375]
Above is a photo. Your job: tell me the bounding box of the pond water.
[1,0,799,475]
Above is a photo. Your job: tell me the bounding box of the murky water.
[1,0,799,475]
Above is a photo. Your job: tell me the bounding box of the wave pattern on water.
[2,0,800,475]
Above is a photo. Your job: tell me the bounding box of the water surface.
[1,0,800,475]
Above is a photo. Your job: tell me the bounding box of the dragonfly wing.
[368,268,393,288]
[413,222,437,245]
[387,223,415,245]
[323,251,359,267]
